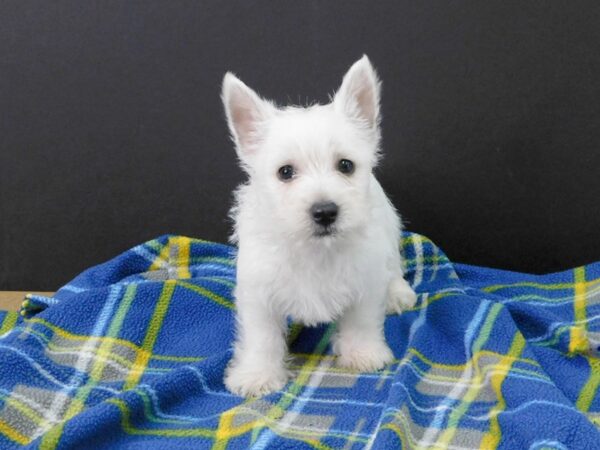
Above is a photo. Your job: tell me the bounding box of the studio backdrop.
[2,1,600,290]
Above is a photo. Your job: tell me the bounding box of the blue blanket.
[0,233,599,449]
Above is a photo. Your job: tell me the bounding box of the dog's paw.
[386,277,417,314]
[334,339,394,372]
[224,363,289,397]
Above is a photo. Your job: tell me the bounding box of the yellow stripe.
[149,236,192,278]
[571,266,592,358]
[401,233,433,247]
[24,327,142,371]
[0,311,18,335]
[408,347,539,372]
[508,282,600,304]
[577,357,600,412]
[109,397,334,448]
[39,397,88,449]
[574,267,587,325]
[288,358,547,385]
[589,414,600,427]
[434,303,502,447]
[212,326,334,449]
[41,285,138,450]
[479,334,526,449]
[291,346,541,374]
[0,391,46,426]
[213,406,255,449]
[569,326,589,354]
[0,418,29,445]
[150,239,172,271]
[212,404,336,449]
[177,281,234,309]
[175,237,191,279]
[124,281,176,389]
[250,326,335,443]
[28,318,143,355]
[380,421,409,449]
[90,284,138,382]
[151,354,204,362]
[408,290,462,312]
[25,320,201,367]
[484,276,600,294]
[108,398,214,437]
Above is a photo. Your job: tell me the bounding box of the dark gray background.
[2,1,600,290]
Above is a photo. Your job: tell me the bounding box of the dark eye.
[338,159,355,174]
[278,165,295,181]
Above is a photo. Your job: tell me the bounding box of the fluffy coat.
[221,56,417,396]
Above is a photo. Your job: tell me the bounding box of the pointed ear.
[333,55,381,129]
[221,73,274,161]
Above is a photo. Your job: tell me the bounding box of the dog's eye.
[277,165,295,181]
[338,159,355,175]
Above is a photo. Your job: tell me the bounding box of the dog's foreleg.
[333,292,394,371]
[224,296,289,396]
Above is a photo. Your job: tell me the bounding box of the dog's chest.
[272,251,369,325]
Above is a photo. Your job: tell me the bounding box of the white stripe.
[132,245,164,266]
[0,345,120,395]
[529,313,600,343]
[365,292,431,450]
[37,284,123,436]
[59,285,85,294]
[413,236,424,288]
[252,358,332,450]
[419,302,489,447]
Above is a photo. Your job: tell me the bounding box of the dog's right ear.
[222,73,274,162]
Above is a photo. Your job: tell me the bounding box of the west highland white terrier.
[221,55,417,397]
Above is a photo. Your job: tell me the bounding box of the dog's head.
[222,56,382,241]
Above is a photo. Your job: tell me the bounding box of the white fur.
[221,55,417,397]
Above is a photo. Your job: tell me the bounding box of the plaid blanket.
[0,233,599,449]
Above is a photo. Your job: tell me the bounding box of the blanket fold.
[0,232,598,449]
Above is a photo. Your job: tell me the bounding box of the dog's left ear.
[333,55,381,129]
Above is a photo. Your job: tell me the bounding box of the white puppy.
[221,55,417,397]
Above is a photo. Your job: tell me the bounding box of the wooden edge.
[0,291,55,312]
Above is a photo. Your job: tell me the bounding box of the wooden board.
[0,292,54,311]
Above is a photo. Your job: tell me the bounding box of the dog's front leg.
[333,296,394,372]
[225,297,289,397]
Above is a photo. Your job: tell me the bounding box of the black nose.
[310,202,338,227]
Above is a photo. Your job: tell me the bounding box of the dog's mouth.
[313,226,337,238]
